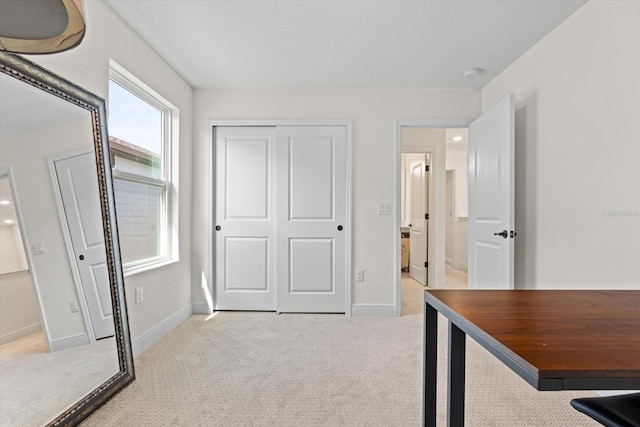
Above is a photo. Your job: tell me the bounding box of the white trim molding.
[132,304,192,357]
[192,301,212,315]
[351,304,397,317]
[0,323,42,346]
[50,333,90,352]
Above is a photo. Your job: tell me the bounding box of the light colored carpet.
[0,334,119,426]
[82,279,598,426]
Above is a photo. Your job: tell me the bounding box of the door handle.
[337,225,343,231]
[408,223,412,227]
[493,230,508,239]
[79,254,85,260]
[215,225,221,231]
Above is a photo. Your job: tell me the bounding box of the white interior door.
[215,127,277,310]
[54,153,114,339]
[409,156,427,286]
[276,126,347,313]
[468,94,515,289]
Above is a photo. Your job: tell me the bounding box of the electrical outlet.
[355,269,365,282]
[69,300,80,313]
[135,287,143,305]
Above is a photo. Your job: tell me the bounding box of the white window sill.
[123,257,180,278]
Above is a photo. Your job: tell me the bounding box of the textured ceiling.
[103,0,587,89]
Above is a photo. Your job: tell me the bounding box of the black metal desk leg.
[448,322,466,427]
[423,303,437,427]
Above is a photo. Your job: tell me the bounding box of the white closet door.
[215,127,277,310]
[276,126,347,313]
[54,152,114,339]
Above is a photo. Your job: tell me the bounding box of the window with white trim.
[108,66,176,272]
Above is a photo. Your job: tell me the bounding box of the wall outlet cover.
[69,300,79,313]
[32,242,46,255]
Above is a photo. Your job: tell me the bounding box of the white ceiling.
[103,0,587,89]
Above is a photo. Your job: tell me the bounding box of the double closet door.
[215,125,347,313]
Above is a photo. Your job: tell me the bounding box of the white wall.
[0,223,40,346]
[446,149,469,272]
[0,271,41,345]
[482,0,640,289]
[0,225,27,274]
[445,150,468,218]
[24,0,194,348]
[192,89,480,310]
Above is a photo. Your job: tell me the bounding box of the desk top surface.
[424,290,640,384]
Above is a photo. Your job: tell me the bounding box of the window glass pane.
[113,178,163,265]
[108,80,163,179]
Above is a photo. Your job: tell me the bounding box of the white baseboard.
[351,304,397,317]
[453,262,468,273]
[132,304,192,357]
[192,301,213,315]
[0,322,42,346]
[51,333,90,352]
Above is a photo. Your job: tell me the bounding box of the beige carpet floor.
[82,279,598,426]
[0,334,118,426]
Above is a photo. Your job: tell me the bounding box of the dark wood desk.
[423,290,640,427]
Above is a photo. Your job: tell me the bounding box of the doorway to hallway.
[396,123,470,315]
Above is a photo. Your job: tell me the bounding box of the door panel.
[289,238,334,293]
[215,127,276,310]
[468,94,515,289]
[225,237,269,291]
[289,137,333,220]
[277,126,347,313]
[225,138,270,219]
[54,152,114,339]
[409,156,427,285]
[89,264,112,318]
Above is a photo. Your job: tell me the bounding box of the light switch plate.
[377,203,391,215]
[355,269,365,282]
[135,287,143,305]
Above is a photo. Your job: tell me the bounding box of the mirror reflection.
[0,69,119,425]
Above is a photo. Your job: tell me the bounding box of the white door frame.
[209,120,353,315]
[0,166,53,351]
[394,118,471,316]
[47,148,97,343]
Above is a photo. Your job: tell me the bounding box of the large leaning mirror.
[0,53,134,426]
